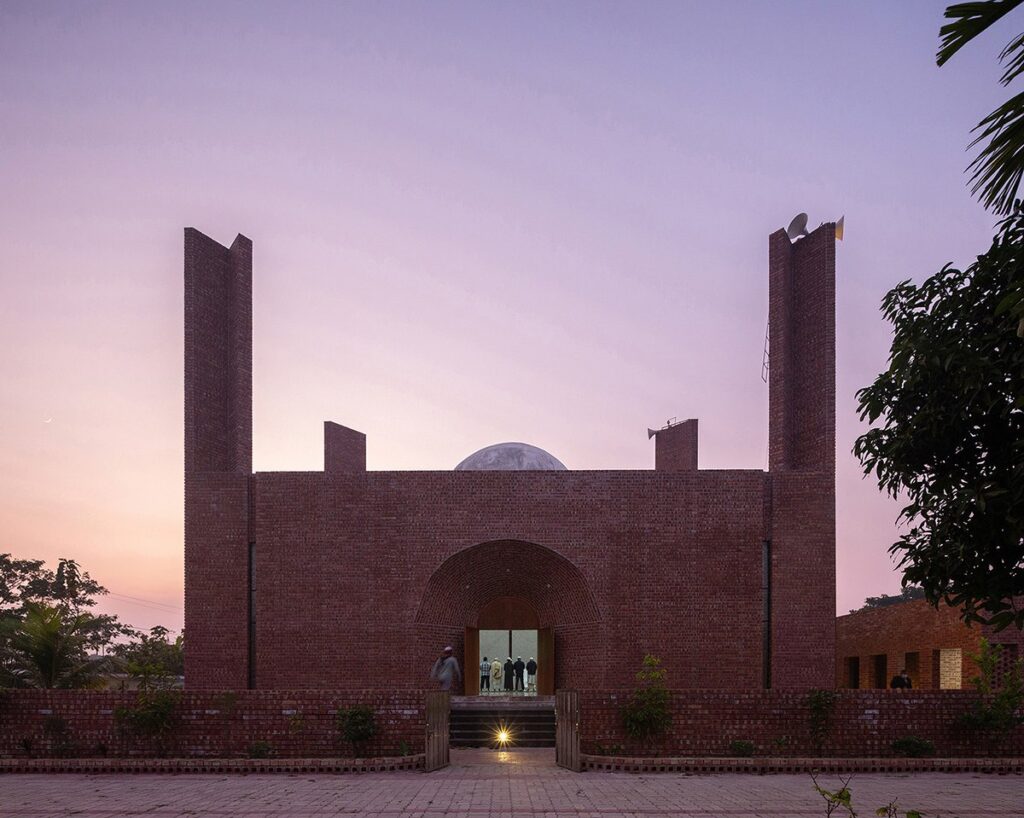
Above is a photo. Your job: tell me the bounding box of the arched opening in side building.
[415,539,601,696]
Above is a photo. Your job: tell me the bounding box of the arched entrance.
[415,539,600,695]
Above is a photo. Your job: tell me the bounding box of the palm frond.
[968,90,1024,213]
[999,32,1024,83]
[938,0,1024,66]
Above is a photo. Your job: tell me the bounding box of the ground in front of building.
[2,748,1021,817]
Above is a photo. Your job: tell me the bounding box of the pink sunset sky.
[0,2,1010,636]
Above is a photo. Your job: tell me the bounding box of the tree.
[0,554,132,651]
[110,626,184,689]
[938,0,1024,215]
[853,208,1024,630]
[849,586,925,614]
[0,603,113,688]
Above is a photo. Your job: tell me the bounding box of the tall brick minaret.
[183,228,253,689]
[766,222,837,688]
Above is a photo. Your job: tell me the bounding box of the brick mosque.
[184,221,837,693]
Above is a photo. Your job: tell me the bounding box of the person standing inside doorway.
[491,656,502,690]
[430,646,462,692]
[479,656,491,693]
[503,657,514,692]
[526,657,537,692]
[513,657,525,692]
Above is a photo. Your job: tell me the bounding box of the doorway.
[463,596,555,696]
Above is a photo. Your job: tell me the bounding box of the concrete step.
[449,705,556,748]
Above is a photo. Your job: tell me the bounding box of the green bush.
[805,689,838,754]
[247,740,274,759]
[728,739,755,757]
[891,735,935,758]
[114,690,179,756]
[621,654,671,753]
[956,639,1024,752]
[336,705,377,756]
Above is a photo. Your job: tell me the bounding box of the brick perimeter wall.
[579,690,1024,757]
[0,691,424,760]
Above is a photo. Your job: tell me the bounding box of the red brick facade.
[579,689,1024,757]
[184,223,837,692]
[0,690,424,759]
[835,600,1024,690]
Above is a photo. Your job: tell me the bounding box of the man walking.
[430,646,462,692]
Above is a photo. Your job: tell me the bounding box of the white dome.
[455,442,567,471]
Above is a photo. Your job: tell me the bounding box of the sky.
[0,1,1013,635]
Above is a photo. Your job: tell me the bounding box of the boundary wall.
[0,690,424,760]
[580,690,1024,757]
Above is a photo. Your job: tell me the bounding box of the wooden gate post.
[555,689,581,772]
[424,691,450,771]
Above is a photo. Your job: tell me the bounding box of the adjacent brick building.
[835,599,1024,690]
[184,222,838,692]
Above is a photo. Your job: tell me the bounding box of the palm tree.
[938,1,1024,213]
[0,603,113,688]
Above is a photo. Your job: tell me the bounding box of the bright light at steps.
[495,727,512,747]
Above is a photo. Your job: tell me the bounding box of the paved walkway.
[2,748,1022,817]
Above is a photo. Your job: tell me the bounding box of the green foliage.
[620,654,672,752]
[0,554,133,654]
[247,740,274,759]
[854,208,1024,630]
[0,603,113,688]
[891,735,936,758]
[336,705,377,756]
[806,689,838,754]
[957,638,1024,747]
[811,773,924,818]
[937,0,1024,214]
[110,626,184,690]
[849,587,925,614]
[728,739,755,757]
[114,690,179,755]
[398,739,410,757]
[770,735,790,756]
[811,771,855,817]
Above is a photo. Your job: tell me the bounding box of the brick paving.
[2,748,1022,817]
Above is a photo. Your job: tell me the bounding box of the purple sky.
[0,1,1011,635]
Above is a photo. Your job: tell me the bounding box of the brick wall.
[0,690,424,760]
[184,225,837,693]
[579,689,1024,757]
[835,599,1024,690]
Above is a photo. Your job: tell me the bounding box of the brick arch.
[415,539,600,628]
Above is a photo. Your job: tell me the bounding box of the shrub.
[114,690,179,756]
[336,705,377,756]
[891,735,935,758]
[956,638,1024,752]
[398,739,411,757]
[728,739,755,757]
[621,654,671,754]
[247,740,274,759]
[805,689,838,754]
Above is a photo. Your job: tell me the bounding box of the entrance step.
[450,697,556,748]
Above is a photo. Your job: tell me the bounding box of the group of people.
[428,646,540,694]
[480,655,537,693]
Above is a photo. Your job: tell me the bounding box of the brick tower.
[183,228,253,689]
[766,222,837,687]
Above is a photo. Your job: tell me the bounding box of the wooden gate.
[555,689,580,771]
[424,691,450,771]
